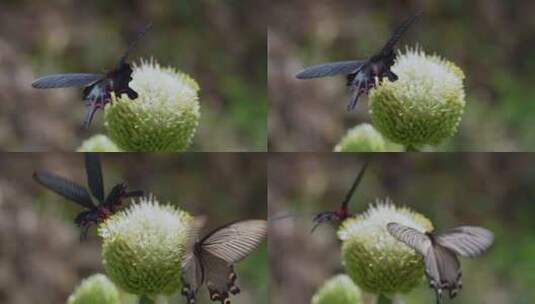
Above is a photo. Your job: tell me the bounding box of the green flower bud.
[311,274,362,304]
[105,59,200,151]
[77,134,122,152]
[338,200,433,296]
[67,274,120,304]
[98,196,192,297]
[334,123,387,152]
[369,47,465,150]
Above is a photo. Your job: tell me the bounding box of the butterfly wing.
[198,220,266,303]
[33,171,95,210]
[340,160,369,209]
[117,23,153,66]
[84,153,105,204]
[32,73,103,89]
[386,222,431,255]
[377,13,420,57]
[435,226,494,258]
[433,244,462,299]
[201,219,267,264]
[181,217,207,304]
[296,60,366,79]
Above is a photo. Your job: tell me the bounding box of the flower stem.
[139,295,154,304]
[405,145,420,152]
[378,294,393,304]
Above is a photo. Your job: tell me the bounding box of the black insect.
[31,24,152,128]
[33,153,144,239]
[181,218,267,304]
[296,14,419,111]
[387,223,494,304]
[311,161,369,233]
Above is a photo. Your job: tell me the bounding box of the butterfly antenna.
[340,159,370,210]
[118,22,153,65]
[379,13,420,56]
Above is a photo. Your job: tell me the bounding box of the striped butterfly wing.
[32,73,103,89]
[296,60,366,79]
[199,220,267,303]
[181,216,207,304]
[33,171,95,210]
[386,222,431,255]
[435,226,494,258]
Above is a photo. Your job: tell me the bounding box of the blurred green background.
[0,153,267,304]
[0,0,266,151]
[268,0,535,151]
[269,153,535,303]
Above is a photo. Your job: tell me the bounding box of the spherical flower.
[334,123,387,152]
[98,196,193,297]
[311,274,362,304]
[67,274,120,304]
[77,134,122,152]
[338,200,433,296]
[369,47,465,150]
[105,59,200,151]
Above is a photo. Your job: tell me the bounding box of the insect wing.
[386,222,431,255]
[32,73,103,89]
[296,60,366,79]
[340,160,369,209]
[103,183,127,207]
[84,153,105,203]
[181,217,207,303]
[378,13,420,56]
[117,23,153,66]
[435,226,494,258]
[200,219,267,264]
[33,171,95,210]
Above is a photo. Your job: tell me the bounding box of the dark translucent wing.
[201,220,267,264]
[427,245,462,302]
[386,222,431,255]
[84,154,105,203]
[435,226,494,258]
[117,23,153,66]
[341,160,369,209]
[296,60,366,79]
[32,73,103,89]
[379,13,420,56]
[33,171,95,210]
[202,253,239,303]
[104,183,127,206]
[181,217,207,304]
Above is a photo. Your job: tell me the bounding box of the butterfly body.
[33,154,144,239]
[296,14,418,110]
[32,24,150,128]
[387,223,493,304]
[181,219,267,304]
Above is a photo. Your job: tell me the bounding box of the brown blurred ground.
[0,153,267,304]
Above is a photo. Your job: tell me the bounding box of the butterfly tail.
[83,102,99,129]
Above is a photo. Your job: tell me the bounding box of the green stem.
[405,145,420,152]
[378,294,393,304]
[139,295,154,304]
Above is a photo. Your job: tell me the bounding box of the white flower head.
[98,195,193,297]
[369,46,465,149]
[338,199,433,295]
[105,58,200,151]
